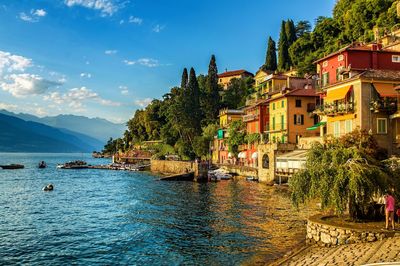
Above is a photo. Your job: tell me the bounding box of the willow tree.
[290,131,390,221]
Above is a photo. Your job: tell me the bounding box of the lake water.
[0,153,306,265]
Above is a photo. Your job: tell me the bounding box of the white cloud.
[1,74,61,98]
[80,72,92,78]
[128,16,142,25]
[119,19,124,24]
[0,102,17,110]
[64,0,123,16]
[105,50,117,55]
[44,87,121,108]
[134,98,152,108]
[18,9,47,23]
[33,9,47,17]
[119,85,128,95]
[152,24,165,33]
[123,58,160,67]
[0,51,32,74]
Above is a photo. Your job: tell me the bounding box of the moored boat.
[0,164,24,169]
[57,160,88,169]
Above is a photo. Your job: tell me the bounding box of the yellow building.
[212,108,244,164]
[218,69,253,90]
[267,87,319,144]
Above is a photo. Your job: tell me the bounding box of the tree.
[278,20,290,71]
[226,120,246,157]
[181,68,188,89]
[263,36,277,72]
[290,131,391,221]
[295,20,311,38]
[285,19,297,46]
[202,55,220,125]
[222,77,254,109]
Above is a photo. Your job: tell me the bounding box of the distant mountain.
[0,110,127,143]
[0,113,99,152]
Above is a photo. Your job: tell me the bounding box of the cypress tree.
[278,20,290,71]
[187,67,201,132]
[181,68,188,89]
[285,19,297,46]
[203,54,220,124]
[264,36,277,71]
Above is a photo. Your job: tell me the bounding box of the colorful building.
[267,87,319,144]
[212,108,244,164]
[218,69,254,90]
[314,40,400,155]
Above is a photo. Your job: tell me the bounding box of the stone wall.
[150,160,194,174]
[307,215,390,247]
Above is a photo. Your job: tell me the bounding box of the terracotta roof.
[359,69,400,81]
[314,42,400,64]
[218,69,254,78]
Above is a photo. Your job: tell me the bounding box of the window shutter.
[294,114,297,125]
[301,115,304,125]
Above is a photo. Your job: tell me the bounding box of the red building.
[315,42,400,87]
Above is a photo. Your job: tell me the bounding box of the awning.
[325,85,352,102]
[251,152,258,159]
[374,83,397,98]
[228,152,233,158]
[238,152,247,159]
[306,121,326,131]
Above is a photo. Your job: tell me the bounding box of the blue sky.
[0,0,335,123]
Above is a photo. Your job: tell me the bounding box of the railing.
[370,98,397,114]
[315,102,355,116]
[243,114,259,122]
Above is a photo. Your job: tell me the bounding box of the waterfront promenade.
[275,236,400,265]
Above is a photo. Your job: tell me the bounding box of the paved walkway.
[277,237,400,265]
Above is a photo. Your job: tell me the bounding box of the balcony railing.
[315,102,355,116]
[243,114,259,122]
[370,98,397,114]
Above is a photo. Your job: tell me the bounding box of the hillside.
[0,110,126,143]
[0,113,98,152]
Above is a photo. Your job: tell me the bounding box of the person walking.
[385,191,396,230]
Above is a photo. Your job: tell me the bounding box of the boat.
[38,161,47,169]
[57,160,88,169]
[208,169,233,181]
[0,164,24,169]
[246,176,259,182]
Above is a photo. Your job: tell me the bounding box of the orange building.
[218,69,254,90]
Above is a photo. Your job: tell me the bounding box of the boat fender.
[43,184,54,191]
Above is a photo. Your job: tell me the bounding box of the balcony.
[315,102,355,117]
[243,114,259,122]
[370,98,397,114]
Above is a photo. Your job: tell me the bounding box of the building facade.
[217,69,254,90]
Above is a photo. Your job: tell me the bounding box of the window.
[281,135,285,143]
[377,118,387,134]
[336,66,345,81]
[294,114,304,125]
[323,61,328,67]
[272,117,275,130]
[262,154,269,169]
[392,55,400,63]
[282,100,284,108]
[281,115,284,129]
[272,103,275,110]
[295,99,302,107]
[322,72,329,87]
[219,78,222,82]
[333,121,340,138]
[345,120,352,134]
[338,54,344,61]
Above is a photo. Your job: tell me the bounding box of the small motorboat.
[38,161,47,169]
[246,176,259,182]
[43,184,54,191]
[0,164,24,169]
[208,169,232,181]
[57,160,88,169]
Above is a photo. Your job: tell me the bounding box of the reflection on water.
[0,153,317,265]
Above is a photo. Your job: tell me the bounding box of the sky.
[0,0,336,123]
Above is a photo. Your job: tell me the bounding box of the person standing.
[385,191,396,230]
